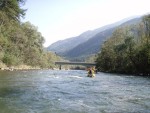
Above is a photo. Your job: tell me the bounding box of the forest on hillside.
[0,0,61,69]
[96,14,150,75]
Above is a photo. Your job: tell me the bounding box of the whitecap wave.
[69,76,83,79]
[48,75,60,79]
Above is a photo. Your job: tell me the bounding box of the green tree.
[21,22,45,66]
[0,0,26,21]
[96,15,150,75]
[0,0,64,69]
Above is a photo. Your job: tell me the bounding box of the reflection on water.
[0,70,150,113]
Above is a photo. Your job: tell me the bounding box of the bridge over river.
[55,61,96,70]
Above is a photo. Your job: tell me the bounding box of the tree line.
[96,14,150,75]
[0,0,61,69]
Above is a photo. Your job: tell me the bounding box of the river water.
[0,70,150,113]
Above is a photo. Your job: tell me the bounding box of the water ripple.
[0,70,150,113]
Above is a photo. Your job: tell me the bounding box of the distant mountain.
[64,17,142,60]
[47,16,135,54]
[65,28,115,59]
[47,30,96,55]
[47,16,142,61]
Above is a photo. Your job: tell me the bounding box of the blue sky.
[22,0,150,47]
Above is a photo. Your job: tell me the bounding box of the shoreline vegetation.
[0,0,63,70]
[96,14,150,76]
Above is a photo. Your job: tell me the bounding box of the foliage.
[96,14,150,75]
[0,0,62,69]
[0,0,26,21]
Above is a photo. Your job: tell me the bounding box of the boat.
[87,73,95,77]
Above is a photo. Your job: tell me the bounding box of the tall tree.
[0,0,26,21]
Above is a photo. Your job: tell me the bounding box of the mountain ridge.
[47,16,142,60]
[47,16,137,54]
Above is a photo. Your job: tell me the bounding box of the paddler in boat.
[87,66,96,77]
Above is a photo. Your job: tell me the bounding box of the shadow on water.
[0,70,150,113]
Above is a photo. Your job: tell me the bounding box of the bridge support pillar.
[59,65,61,70]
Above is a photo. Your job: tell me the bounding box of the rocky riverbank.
[0,62,41,71]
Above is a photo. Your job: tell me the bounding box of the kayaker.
[87,67,95,77]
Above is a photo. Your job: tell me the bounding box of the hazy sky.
[22,0,150,47]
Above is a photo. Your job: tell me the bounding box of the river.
[0,70,150,113]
